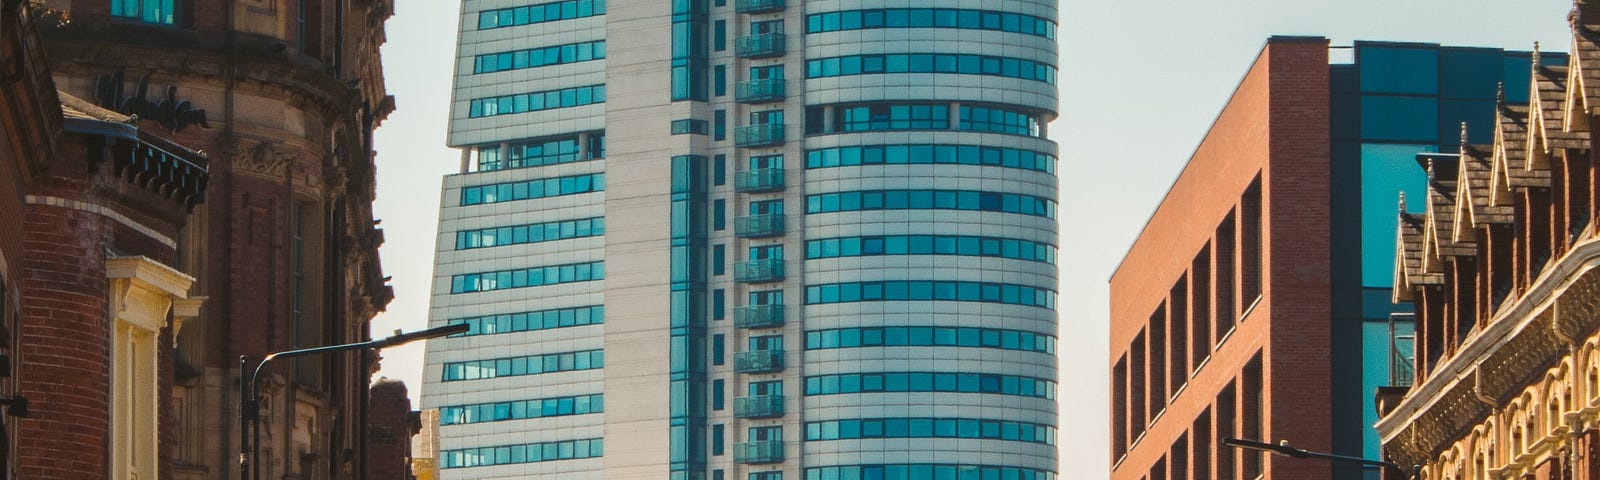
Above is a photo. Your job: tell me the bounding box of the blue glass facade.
[1328,41,1561,478]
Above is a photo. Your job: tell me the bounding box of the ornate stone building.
[1378,1,1600,478]
[1,0,396,479]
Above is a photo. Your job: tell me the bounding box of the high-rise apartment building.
[421,1,1060,479]
[1108,37,1548,480]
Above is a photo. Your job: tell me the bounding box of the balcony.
[734,123,785,148]
[733,304,784,329]
[733,440,785,464]
[734,0,784,14]
[734,349,784,374]
[734,167,785,193]
[733,213,785,238]
[735,78,786,104]
[734,259,784,283]
[735,33,786,59]
[734,395,785,419]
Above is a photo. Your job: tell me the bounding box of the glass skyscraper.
[1329,41,1557,476]
[421,0,1060,479]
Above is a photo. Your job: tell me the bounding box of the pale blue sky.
[368,1,1573,477]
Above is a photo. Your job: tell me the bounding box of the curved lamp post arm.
[239,323,467,480]
[1223,438,1418,479]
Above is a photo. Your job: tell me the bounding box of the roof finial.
[1497,81,1506,107]
[1398,191,1408,213]
[1426,158,1436,183]
[1533,42,1542,70]
[1460,121,1469,149]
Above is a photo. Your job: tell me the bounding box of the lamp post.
[238,323,468,480]
[1223,438,1418,479]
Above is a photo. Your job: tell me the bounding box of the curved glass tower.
[423,0,1059,479]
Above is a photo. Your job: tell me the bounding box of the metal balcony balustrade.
[734,123,785,147]
[733,304,784,329]
[734,167,784,193]
[733,349,784,373]
[733,213,785,238]
[733,395,784,418]
[735,78,785,104]
[734,0,784,14]
[735,33,786,59]
[734,259,784,283]
[733,440,785,464]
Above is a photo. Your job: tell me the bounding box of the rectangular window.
[713,334,726,365]
[1190,246,1212,367]
[715,65,727,97]
[1242,355,1263,478]
[712,424,725,456]
[713,245,726,275]
[714,20,727,51]
[1168,277,1188,391]
[714,110,727,141]
[1112,356,1128,462]
[713,289,726,320]
[671,119,709,135]
[1240,175,1263,310]
[712,379,725,410]
[1215,213,1236,334]
[714,200,726,231]
[1217,381,1237,479]
[1149,305,1168,407]
[714,154,727,185]
[111,0,177,24]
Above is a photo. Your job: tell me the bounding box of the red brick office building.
[1109,36,1333,480]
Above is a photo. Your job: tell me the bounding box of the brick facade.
[366,378,417,480]
[1109,37,1333,480]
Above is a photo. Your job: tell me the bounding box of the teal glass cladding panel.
[1359,143,1433,288]
[1438,48,1506,100]
[1358,46,1437,95]
[1439,99,1496,145]
[1359,96,1438,142]
[1361,320,1412,463]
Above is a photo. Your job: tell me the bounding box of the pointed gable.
[1490,101,1533,205]
[1453,144,1513,245]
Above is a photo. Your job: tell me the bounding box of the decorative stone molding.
[233,140,295,179]
[107,255,196,332]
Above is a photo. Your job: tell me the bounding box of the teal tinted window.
[1358,46,1437,95]
[477,0,605,30]
[1359,143,1434,288]
[806,190,1055,219]
[441,438,602,468]
[806,326,1055,354]
[474,41,605,74]
[1438,48,1505,100]
[805,281,1056,309]
[1439,99,1496,145]
[804,372,1055,399]
[441,349,604,382]
[439,393,604,425]
[468,85,605,118]
[446,305,603,337]
[806,144,1056,174]
[805,417,1056,445]
[1359,96,1438,142]
[457,217,604,249]
[806,53,1056,85]
[806,8,1055,39]
[459,173,604,206]
[804,465,1056,480]
[805,235,1055,263]
[450,261,605,294]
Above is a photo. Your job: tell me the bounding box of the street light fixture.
[238,323,468,480]
[1223,438,1418,479]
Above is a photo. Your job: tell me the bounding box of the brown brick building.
[1376,1,1600,478]
[0,0,397,478]
[367,378,417,480]
[1109,37,1331,480]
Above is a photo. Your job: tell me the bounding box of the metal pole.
[238,355,249,480]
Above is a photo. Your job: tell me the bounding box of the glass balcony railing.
[733,213,785,238]
[734,123,785,148]
[735,33,786,59]
[734,349,784,373]
[734,167,784,193]
[733,304,784,329]
[733,395,785,419]
[734,440,785,464]
[734,259,784,283]
[735,0,784,14]
[735,78,785,104]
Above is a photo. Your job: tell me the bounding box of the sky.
[367,1,1575,477]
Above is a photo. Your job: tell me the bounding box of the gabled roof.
[1453,144,1513,244]
[1395,196,1443,303]
[1492,102,1549,202]
[1570,24,1600,117]
[1528,58,1570,170]
[1420,158,1474,277]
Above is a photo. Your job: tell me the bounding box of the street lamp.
[1223,438,1418,479]
[238,323,468,480]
